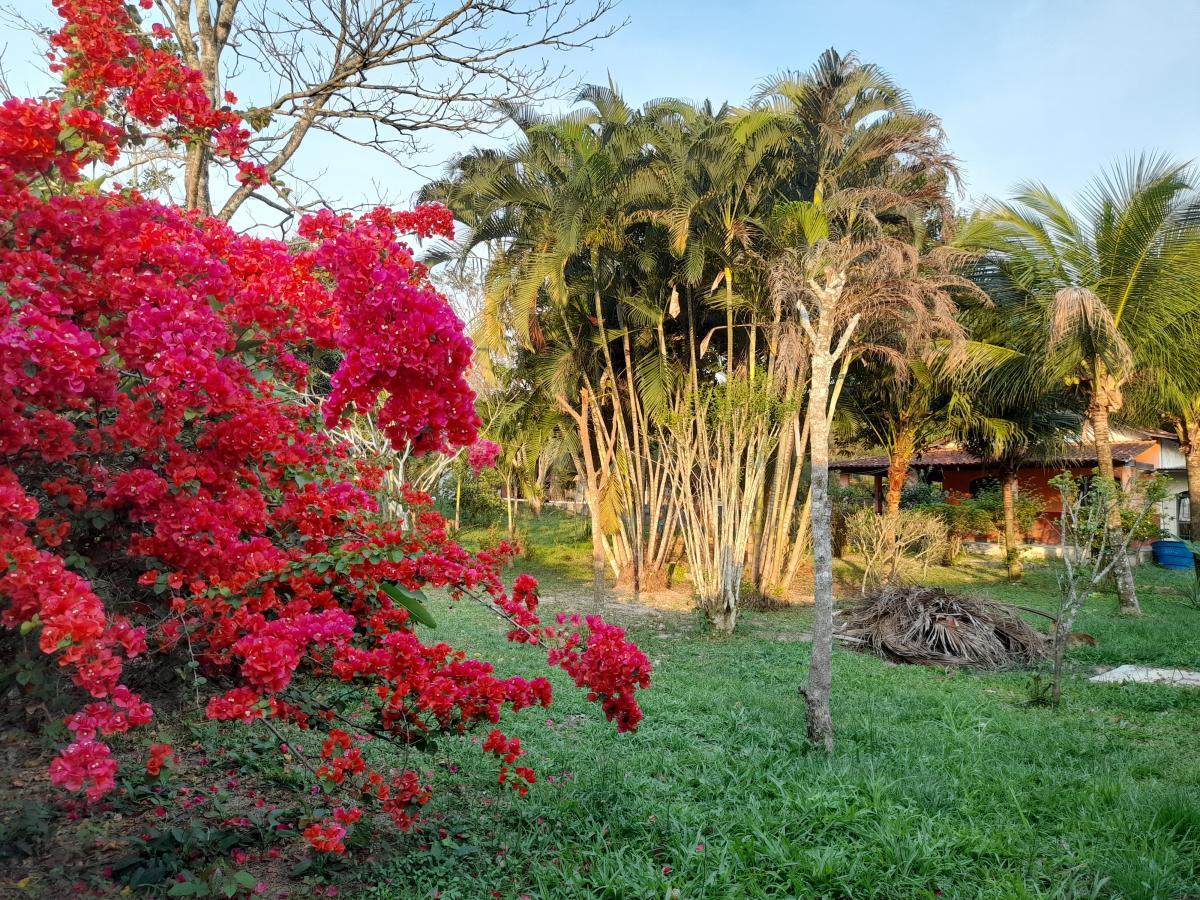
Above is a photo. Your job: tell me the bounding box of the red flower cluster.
[302,821,347,855]
[467,439,501,474]
[49,0,267,184]
[49,739,117,801]
[548,615,653,733]
[0,0,650,853]
[145,743,175,776]
[483,729,537,796]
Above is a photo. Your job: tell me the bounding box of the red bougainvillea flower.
[49,740,118,801]
[303,820,347,854]
[467,439,501,474]
[0,0,650,847]
[145,743,175,776]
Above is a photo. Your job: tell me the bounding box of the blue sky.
[3,0,1197,218]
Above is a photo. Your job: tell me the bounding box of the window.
[1180,492,1191,541]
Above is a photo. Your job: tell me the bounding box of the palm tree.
[747,49,957,224]
[1123,342,1200,541]
[629,98,784,380]
[424,87,689,600]
[742,51,961,601]
[957,375,1082,580]
[961,155,1200,612]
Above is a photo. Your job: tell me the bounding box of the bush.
[924,500,994,564]
[831,483,875,557]
[900,481,946,509]
[437,459,506,526]
[0,0,650,859]
[845,508,947,593]
[973,487,1045,538]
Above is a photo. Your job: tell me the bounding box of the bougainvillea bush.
[0,0,649,857]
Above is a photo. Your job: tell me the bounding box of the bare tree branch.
[140,0,622,219]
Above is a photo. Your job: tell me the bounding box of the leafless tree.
[146,0,621,220]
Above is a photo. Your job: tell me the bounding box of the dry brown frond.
[836,586,1050,668]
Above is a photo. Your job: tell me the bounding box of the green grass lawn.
[359,512,1200,899]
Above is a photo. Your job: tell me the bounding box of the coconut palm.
[961,155,1200,612]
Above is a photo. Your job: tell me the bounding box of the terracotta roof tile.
[830,441,1154,473]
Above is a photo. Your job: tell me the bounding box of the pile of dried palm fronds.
[835,586,1049,669]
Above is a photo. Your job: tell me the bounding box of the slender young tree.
[772,234,963,750]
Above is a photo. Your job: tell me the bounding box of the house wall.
[1159,440,1187,469]
[1158,473,1189,539]
[938,465,1101,543]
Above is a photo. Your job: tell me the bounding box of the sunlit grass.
[363,512,1200,899]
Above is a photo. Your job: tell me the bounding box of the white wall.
[1157,473,1189,538]
[1158,438,1187,470]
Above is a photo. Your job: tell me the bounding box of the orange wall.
[940,465,1105,543]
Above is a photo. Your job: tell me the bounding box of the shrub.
[925,500,994,564]
[831,483,875,557]
[972,487,1045,539]
[845,508,947,593]
[899,481,946,509]
[439,460,506,526]
[0,0,650,852]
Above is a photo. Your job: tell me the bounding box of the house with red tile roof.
[830,429,1190,551]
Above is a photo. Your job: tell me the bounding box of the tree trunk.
[805,345,835,752]
[725,265,735,383]
[1182,414,1200,539]
[1002,470,1022,581]
[881,428,915,584]
[1051,618,1067,707]
[884,428,916,516]
[562,390,606,604]
[454,472,462,532]
[184,144,212,214]
[707,546,740,634]
[1089,369,1139,614]
[503,473,515,538]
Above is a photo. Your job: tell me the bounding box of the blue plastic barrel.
[1151,539,1195,570]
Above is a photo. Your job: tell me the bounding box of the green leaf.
[379,583,437,628]
[168,881,209,897]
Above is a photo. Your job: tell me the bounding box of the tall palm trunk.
[453,472,462,532]
[805,332,835,751]
[1181,414,1200,539]
[725,265,735,382]
[617,306,647,597]
[884,427,916,516]
[1090,360,1139,614]
[1002,469,1022,580]
[561,390,607,603]
[505,476,516,537]
[881,425,916,583]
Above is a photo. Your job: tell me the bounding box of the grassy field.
[4,511,1197,899]
[364,511,1200,899]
